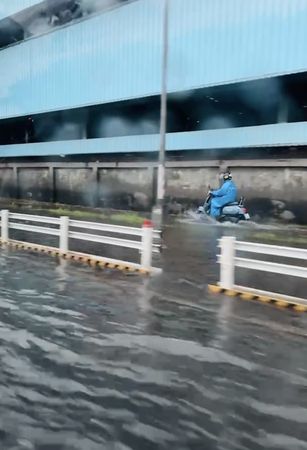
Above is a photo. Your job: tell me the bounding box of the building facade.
[0,0,307,218]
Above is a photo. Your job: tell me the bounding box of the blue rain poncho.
[210,180,237,217]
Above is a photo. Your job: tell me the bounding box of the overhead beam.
[0,159,306,170]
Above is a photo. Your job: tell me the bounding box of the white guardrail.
[218,236,307,290]
[0,210,161,273]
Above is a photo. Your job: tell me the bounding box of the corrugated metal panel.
[0,122,306,157]
[1,0,307,119]
[0,0,42,20]
[0,0,164,119]
[168,0,307,91]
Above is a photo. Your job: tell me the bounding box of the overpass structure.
[0,0,307,219]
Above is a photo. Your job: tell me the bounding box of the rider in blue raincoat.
[210,172,237,218]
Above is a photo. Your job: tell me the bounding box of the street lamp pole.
[152,0,169,230]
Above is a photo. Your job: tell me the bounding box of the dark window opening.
[0,0,135,51]
[0,71,307,146]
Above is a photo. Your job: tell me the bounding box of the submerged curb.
[1,240,151,276]
[208,284,307,312]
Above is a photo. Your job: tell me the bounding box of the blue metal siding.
[0,0,164,119]
[1,122,307,157]
[168,0,307,91]
[1,0,307,120]
[0,1,42,20]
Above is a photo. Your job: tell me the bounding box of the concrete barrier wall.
[165,167,307,201]
[18,168,50,202]
[97,168,154,210]
[0,162,306,222]
[165,166,307,223]
[55,168,93,206]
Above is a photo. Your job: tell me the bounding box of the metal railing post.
[1,210,9,243]
[220,236,235,289]
[59,216,69,253]
[141,219,153,269]
[0,211,160,273]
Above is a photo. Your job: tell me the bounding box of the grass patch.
[47,208,144,226]
[0,198,146,226]
[110,212,144,226]
[250,231,307,247]
[48,208,106,220]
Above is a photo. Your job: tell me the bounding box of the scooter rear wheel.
[219,216,239,224]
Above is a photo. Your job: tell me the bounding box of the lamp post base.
[151,202,165,231]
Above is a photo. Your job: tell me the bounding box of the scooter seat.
[225,202,238,206]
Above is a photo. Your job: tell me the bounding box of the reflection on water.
[0,224,307,450]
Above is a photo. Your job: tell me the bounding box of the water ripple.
[0,250,306,449]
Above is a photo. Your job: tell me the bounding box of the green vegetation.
[109,212,144,226]
[0,198,146,227]
[249,231,307,247]
[48,208,106,220]
[40,207,144,226]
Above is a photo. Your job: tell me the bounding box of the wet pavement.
[1,221,307,449]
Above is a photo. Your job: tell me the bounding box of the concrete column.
[49,166,55,203]
[91,165,99,207]
[13,166,19,199]
[277,98,288,123]
[80,111,88,139]
[80,122,87,140]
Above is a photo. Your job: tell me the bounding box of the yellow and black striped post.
[208,284,307,313]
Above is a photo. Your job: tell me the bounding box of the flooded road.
[1,222,307,449]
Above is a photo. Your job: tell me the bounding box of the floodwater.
[1,222,307,450]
